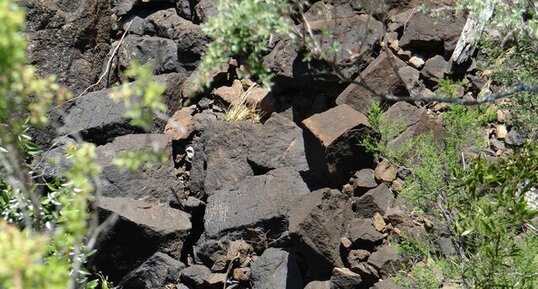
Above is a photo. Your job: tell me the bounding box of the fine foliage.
[193,0,295,92]
[0,1,169,288]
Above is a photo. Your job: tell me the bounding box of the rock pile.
[24,0,526,288]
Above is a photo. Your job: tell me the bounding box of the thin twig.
[63,20,134,106]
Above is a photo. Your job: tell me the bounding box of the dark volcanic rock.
[119,35,179,74]
[189,114,308,197]
[335,52,408,115]
[302,104,373,186]
[204,167,310,238]
[351,169,378,195]
[119,252,185,289]
[179,265,212,288]
[354,184,394,218]
[194,0,218,23]
[367,245,402,278]
[23,0,113,95]
[422,55,449,80]
[58,88,136,143]
[92,197,191,281]
[251,248,304,289]
[55,73,185,145]
[289,189,354,279]
[399,11,465,55]
[304,2,384,78]
[95,134,179,204]
[347,218,385,246]
[129,8,209,71]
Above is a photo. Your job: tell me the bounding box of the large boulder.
[303,2,384,79]
[399,11,466,55]
[55,73,186,145]
[289,189,354,279]
[95,134,179,204]
[189,113,308,197]
[251,248,304,289]
[128,8,209,71]
[335,52,408,115]
[382,102,444,153]
[23,0,113,95]
[119,35,179,74]
[302,104,373,186]
[91,197,191,281]
[203,167,310,239]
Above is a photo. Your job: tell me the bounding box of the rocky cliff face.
[24,0,519,288]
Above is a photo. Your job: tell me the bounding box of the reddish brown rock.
[335,52,408,115]
[302,104,374,186]
[164,106,196,141]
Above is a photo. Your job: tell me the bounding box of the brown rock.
[331,267,363,289]
[382,102,444,154]
[212,79,244,105]
[373,213,387,232]
[391,178,403,192]
[302,104,374,186]
[335,52,407,115]
[348,249,371,264]
[374,159,398,182]
[384,207,408,226]
[210,255,228,272]
[164,106,196,141]
[349,262,379,285]
[205,273,227,286]
[227,240,253,265]
[233,267,251,282]
[244,85,278,116]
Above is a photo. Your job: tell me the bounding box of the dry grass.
[223,84,261,122]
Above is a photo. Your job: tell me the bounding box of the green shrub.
[193,0,295,92]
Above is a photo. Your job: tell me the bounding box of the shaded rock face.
[399,10,465,55]
[204,167,310,239]
[189,113,309,197]
[119,252,185,289]
[96,134,179,204]
[251,248,304,289]
[289,189,354,279]
[23,0,114,95]
[302,104,373,186]
[91,197,191,281]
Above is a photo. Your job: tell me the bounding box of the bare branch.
[62,20,134,106]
